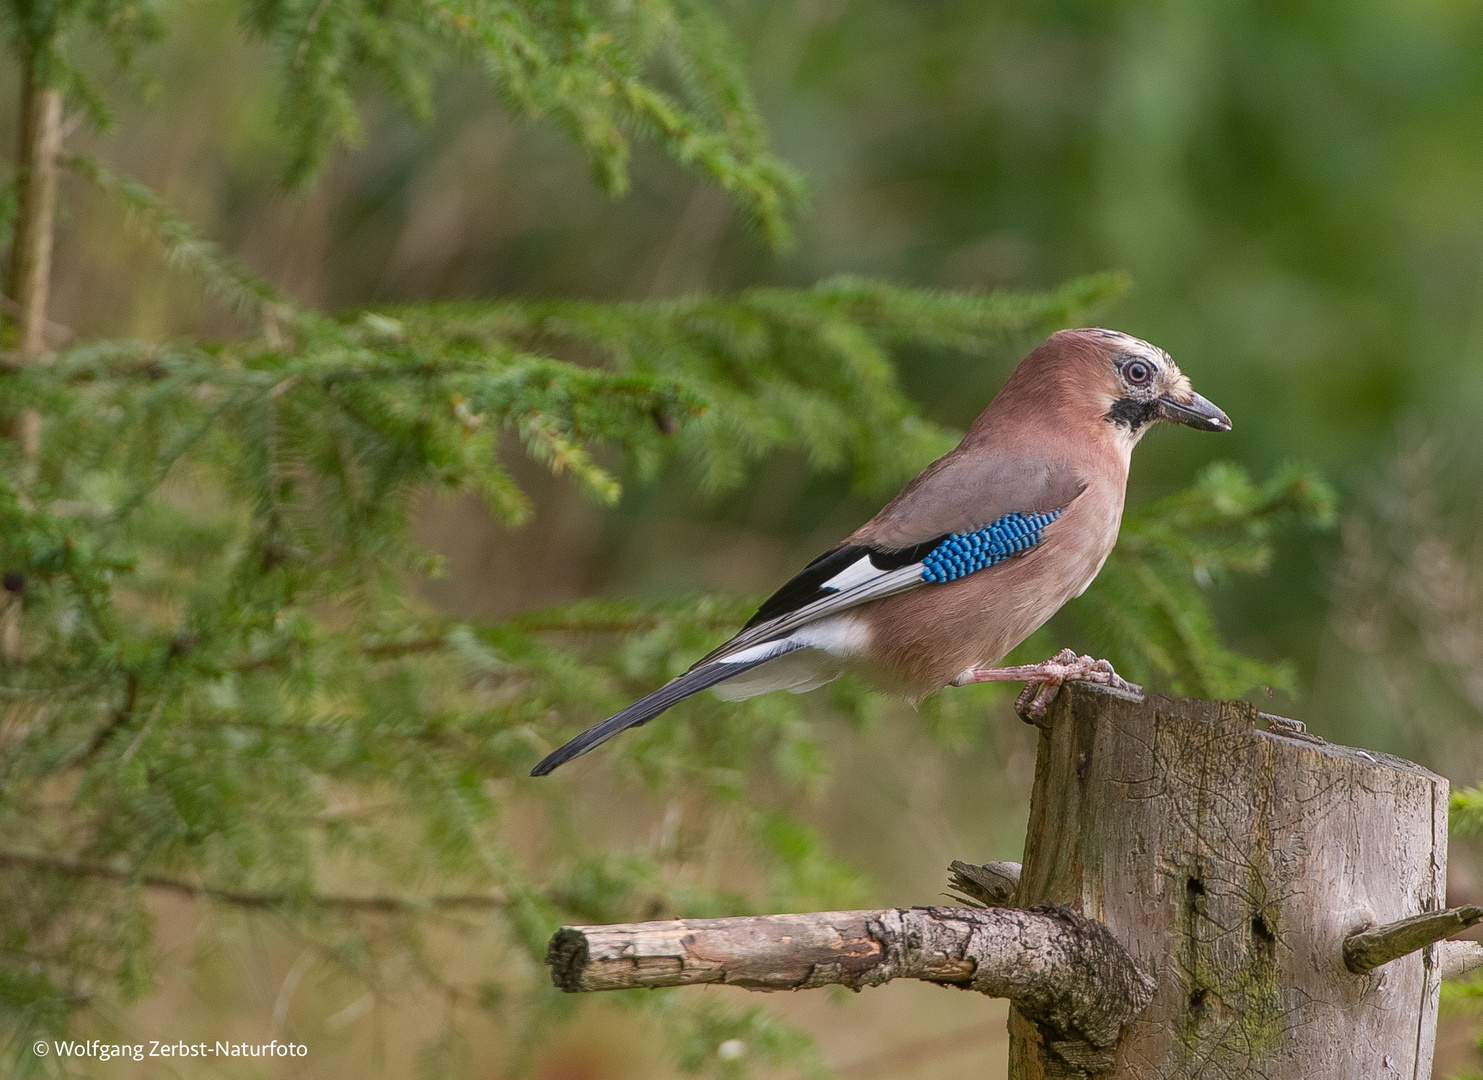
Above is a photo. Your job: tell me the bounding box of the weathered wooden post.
[547,683,1483,1079]
[1008,683,1454,1078]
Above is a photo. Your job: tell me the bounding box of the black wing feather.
[742,536,948,630]
[865,534,950,570]
[743,545,866,629]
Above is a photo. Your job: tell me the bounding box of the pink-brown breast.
[854,478,1126,699]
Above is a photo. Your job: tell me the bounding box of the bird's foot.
[952,648,1142,725]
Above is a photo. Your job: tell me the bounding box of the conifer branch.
[64,156,292,333]
[0,850,507,913]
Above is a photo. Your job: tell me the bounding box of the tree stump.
[1008,682,1448,1079]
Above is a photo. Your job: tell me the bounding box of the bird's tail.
[529,646,800,776]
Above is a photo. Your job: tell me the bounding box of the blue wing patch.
[920,509,1062,584]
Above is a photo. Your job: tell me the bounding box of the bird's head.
[1033,328,1231,448]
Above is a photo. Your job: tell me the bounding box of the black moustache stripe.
[1105,396,1160,430]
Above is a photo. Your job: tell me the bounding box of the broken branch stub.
[1343,905,1483,974]
[948,859,1021,907]
[548,902,1154,1053]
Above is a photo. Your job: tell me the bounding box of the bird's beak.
[1158,391,1231,432]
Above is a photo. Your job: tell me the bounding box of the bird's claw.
[1013,648,1140,724]
[951,648,1141,724]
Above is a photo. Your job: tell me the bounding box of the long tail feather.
[530,646,801,776]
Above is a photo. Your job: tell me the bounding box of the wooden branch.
[1343,905,1483,973]
[948,860,1021,907]
[548,903,1154,1054]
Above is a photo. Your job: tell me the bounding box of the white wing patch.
[817,553,892,592]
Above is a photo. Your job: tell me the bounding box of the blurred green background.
[11,0,1483,1075]
[47,0,1483,735]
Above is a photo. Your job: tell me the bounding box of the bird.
[530,328,1231,776]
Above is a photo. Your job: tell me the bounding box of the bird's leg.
[951,648,1142,724]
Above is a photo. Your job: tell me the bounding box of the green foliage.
[385,270,1125,495]
[0,0,163,119]
[656,994,828,1080]
[1064,461,1336,698]
[249,0,808,229]
[0,167,1158,1074]
[0,170,1329,1080]
[0,171,1325,1077]
[5,0,800,239]
[1454,788,1483,837]
[0,303,1328,1078]
[1442,966,1483,1079]
[0,2,1336,1073]
[66,155,286,326]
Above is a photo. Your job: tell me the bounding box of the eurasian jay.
[531,328,1230,776]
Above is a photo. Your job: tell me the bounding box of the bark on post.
[1009,682,1448,1080]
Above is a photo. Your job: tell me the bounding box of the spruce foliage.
[4,0,801,236]
[0,0,1334,1075]
[1068,461,1335,697]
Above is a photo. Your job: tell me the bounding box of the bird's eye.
[1125,360,1152,384]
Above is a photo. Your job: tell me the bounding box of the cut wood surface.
[549,903,1154,1054]
[1009,683,1448,1080]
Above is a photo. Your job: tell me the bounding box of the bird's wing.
[698,457,1088,664]
[530,458,1086,776]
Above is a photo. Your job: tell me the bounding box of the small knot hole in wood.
[1251,914,1276,951]
[1185,875,1205,914]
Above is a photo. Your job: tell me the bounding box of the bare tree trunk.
[8,53,63,371]
[2,54,62,658]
